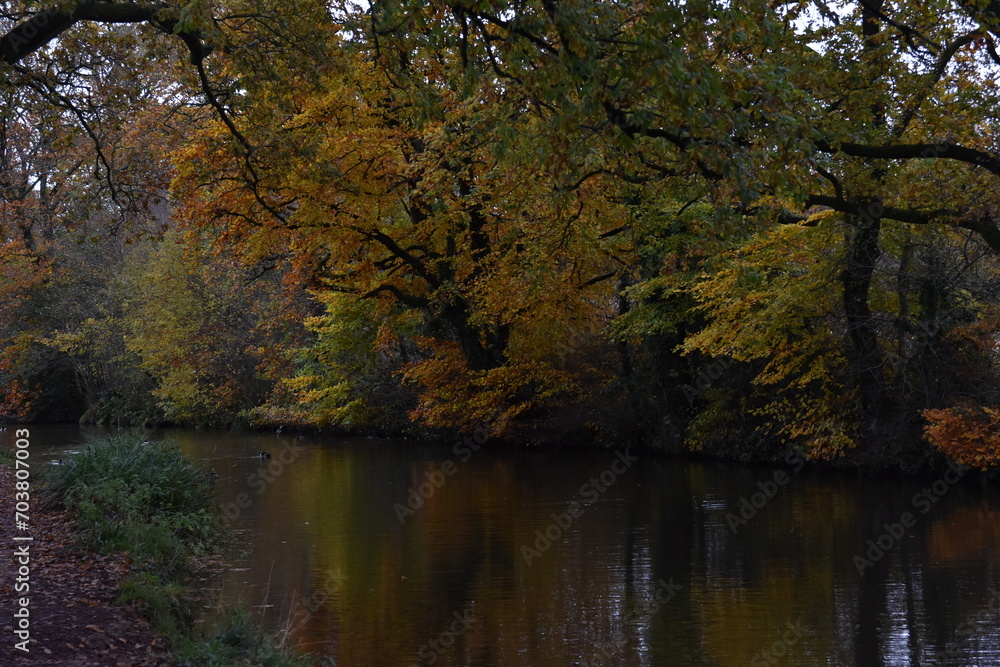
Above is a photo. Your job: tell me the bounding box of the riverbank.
[1,437,310,666]
[0,461,167,665]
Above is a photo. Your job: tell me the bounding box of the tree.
[122,227,311,427]
[3,1,1000,463]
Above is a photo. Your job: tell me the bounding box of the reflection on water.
[10,425,1000,666]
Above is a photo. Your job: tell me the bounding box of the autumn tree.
[3,1,1000,465]
[0,12,183,422]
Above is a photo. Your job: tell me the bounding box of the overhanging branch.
[798,194,1000,253]
[0,2,208,65]
[816,140,1000,178]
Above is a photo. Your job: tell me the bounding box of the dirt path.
[1,463,170,666]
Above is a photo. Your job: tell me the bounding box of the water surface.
[9,425,1000,666]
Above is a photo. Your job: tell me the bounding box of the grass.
[45,434,216,576]
[43,433,315,666]
[173,608,314,667]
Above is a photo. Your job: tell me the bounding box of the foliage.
[4,1,1000,467]
[681,218,858,458]
[168,22,628,437]
[924,405,1000,469]
[121,229,310,427]
[43,434,216,638]
[117,572,194,638]
[401,337,583,437]
[251,291,417,432]
[0,241,50,419]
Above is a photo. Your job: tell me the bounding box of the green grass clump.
[46,434,216,574]
[117,572,193,637]
[173,608,315,667]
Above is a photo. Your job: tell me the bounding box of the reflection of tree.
[179,433,1000,665]
[928,505,1000,565]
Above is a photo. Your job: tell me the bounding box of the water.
[9,425,1000,666]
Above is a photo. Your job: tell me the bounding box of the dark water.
[9,425,1000,666]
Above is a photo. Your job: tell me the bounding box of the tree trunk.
[842,211,886,445]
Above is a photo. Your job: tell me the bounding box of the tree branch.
[803,194,1000,253]
[816,140,1000,178]
[353,226,441,289]
[0,3,209,65]
[893,31,979,137]
[362,283,430,308]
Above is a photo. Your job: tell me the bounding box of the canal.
[12,425,1000,666]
